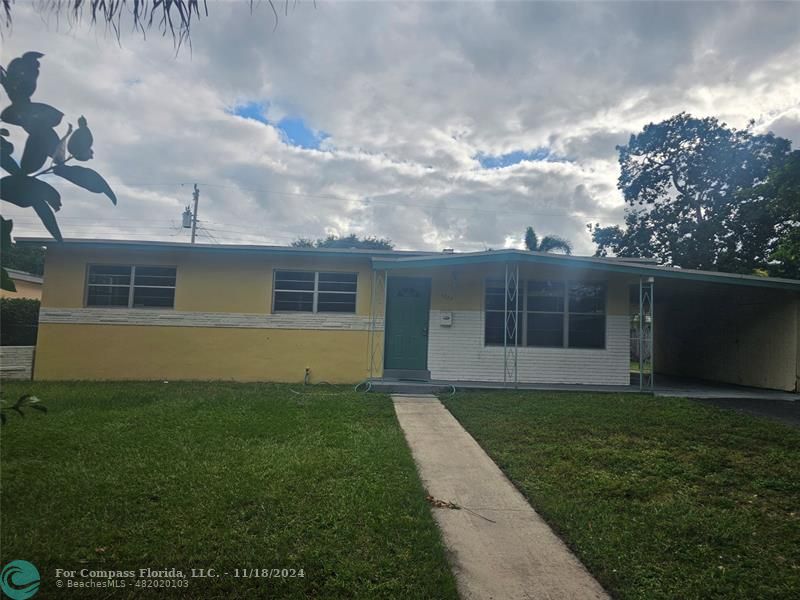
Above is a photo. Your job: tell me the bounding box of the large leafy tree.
[740,150,800,279]
[292,234,394,250]
[589,113,792,272]
[524,226,572,254]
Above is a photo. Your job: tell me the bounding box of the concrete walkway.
[393,394,608,600]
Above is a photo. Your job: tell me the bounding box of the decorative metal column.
[638,276,655,391]
[503,263,520,387]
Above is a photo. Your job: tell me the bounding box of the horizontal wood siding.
[428,310,629,385]
[0,346,35,380]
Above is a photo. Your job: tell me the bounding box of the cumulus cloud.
[2,1,798,254]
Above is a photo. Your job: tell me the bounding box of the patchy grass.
[629,360,652,373]
[0,381,457,599]
[443,391,800,600]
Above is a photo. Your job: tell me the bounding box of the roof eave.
[372,251,800,291]
[5,268,43,284]
[13,237,436,259]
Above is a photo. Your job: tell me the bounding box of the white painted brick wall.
[428,310,629,385]
[0,346,35,380]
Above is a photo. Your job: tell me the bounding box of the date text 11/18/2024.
[54,568,306,579]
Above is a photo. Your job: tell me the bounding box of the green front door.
[384,277,431,372]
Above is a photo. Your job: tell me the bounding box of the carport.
[652,276,800,393]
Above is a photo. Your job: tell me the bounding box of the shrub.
[0,298,40,346]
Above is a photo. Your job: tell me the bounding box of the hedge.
[0,298,40,346]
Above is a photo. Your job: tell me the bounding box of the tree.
[292,234,394,250]
[1,51,117,291]
[524,226,572,254]
[739,150,800,279]
[589,113,792,272]
[1,242,45,275]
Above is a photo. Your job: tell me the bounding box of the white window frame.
[85,264,177,309]
[526,280,568,348]
[565,281,606,349]
[272,270,358,314]
[484,278,607,349]
[483,278,520,346]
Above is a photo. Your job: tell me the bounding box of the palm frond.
[538,235,572,255]
[3,1,307,47]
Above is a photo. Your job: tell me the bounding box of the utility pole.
[190,184,199,244]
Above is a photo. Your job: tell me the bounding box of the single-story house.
[18,238,800,392]
[0,268,43,300]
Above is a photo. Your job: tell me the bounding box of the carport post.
[503,262,519,388]
[651,281,655,389]
[638,276,655,391]
[504,264,508,386]
[367,269,387,380]
[368,269,377,380]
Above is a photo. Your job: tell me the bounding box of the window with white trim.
[567,282,605,348]
[526,281,565,347]
[484,278,521,345]
[485,279,605,348]
[273,271,357,313]
[86,265,176,308]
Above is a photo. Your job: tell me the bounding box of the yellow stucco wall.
[34,323,378,383]
[41,246,376,315]
[0,278,42,300]
[35,245,384,382]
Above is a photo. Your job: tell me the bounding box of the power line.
[197,223,219,244]
[8,216,170,222]
[117,180,615,221]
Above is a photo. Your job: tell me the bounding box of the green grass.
[629,360,652,373]
[0,382,457,599]
[443,391,800,600]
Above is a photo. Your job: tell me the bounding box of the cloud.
[1,1,798,256]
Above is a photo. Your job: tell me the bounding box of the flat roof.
[15,237,437,259]
[16,238,800,291]
[5,268,43,284]
[373,249,800,291]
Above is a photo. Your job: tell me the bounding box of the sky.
[2,0,799,254]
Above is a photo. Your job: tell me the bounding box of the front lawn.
[443,391,800,600]
[0,381,457,599]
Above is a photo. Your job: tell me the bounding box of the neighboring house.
[18,238,800,392]
[0,268,43,300]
